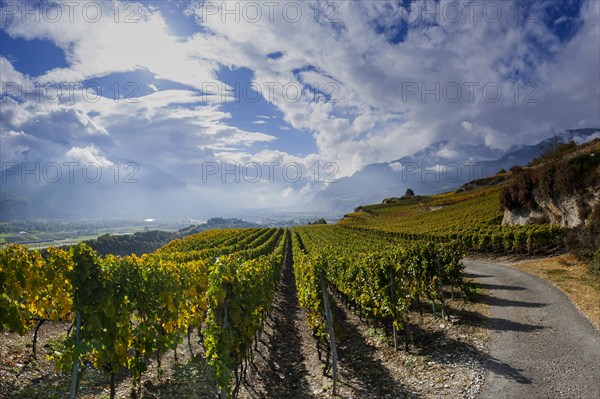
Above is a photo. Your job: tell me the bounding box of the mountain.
[307,128,600,213]
[0,160,188,220]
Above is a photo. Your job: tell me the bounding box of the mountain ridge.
[308,128,600,213]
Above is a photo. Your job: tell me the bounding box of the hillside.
[338,183,563,255]
[340,185,504,236]
[309,129,599,212]
[500,139,600,227]
[339,139,600,257]
[69,218,263,256]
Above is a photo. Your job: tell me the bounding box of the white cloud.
[389,162,404,172]
[0,56,31,96]
[66,145,113,168]
[1,2,221,93]
[0,130,62,164]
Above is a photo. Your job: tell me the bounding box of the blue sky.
[1,0,599,210]
[0,30,68,76]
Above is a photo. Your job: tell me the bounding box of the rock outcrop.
[502,190,599,227]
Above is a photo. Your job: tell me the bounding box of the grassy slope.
[511,254,600,330]
[341,138,599,238]
[339,184,505,235]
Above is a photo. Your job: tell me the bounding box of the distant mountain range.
[0,160,187,220]
[307,128,600,213]
[2,128,598,220]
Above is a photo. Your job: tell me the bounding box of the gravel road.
[463,259,600,399]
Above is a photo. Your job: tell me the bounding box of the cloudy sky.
[1,0,599,212]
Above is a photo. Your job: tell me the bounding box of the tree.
[404,188,415,197]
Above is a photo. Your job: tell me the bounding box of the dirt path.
[463,259,600,399]
[328,294,409,398]
[238,237,323,399]
[240,244,491,398]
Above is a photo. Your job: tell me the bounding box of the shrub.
[500,170,537,210]
[509,165,523,173]
[589,203,600,229]
[589,248,600,276]
[565,226,599,261]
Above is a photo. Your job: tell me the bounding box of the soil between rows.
[1,256,490,399]
[239,251,489,399]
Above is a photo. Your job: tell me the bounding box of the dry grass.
[508,254,600,331]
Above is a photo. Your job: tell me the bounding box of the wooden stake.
[69,311,82,399]
[389,268,398,351]
[321,275,338,397]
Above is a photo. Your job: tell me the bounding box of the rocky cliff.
[502,189,599,227]
[501,139,600,228]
